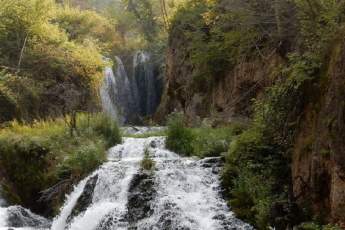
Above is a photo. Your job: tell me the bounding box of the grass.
[165,113,246,157]
[123,129,166,138]
[0,113,121,215]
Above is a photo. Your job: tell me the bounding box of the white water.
[0,205,50,229]
[101,52,163,123]
[0,129,252,230]
[134,138,251,230]
[51,138,150,230]
[0,185,50,229]
[100,66,119,121]
[50,134,251,230]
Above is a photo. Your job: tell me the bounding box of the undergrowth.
[0,113,121,215]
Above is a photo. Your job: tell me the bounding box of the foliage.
[54,6,120,53]
[0,113,121,215]
[191,125,244,157]
[166,113,194,156]
[0,0,115,123]
[57,140,106,180]
[298,222,342,230]
[84,113,122,148]
[140,147,155,171]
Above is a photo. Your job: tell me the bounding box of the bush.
[165,113,194,156]
[85,114,122,148]
[140,147,155,171]
[221,117,289,227]
[0,113,121,216]
[192,125,245,158]
[298,223,342,230]
[57,141,106,179]
[0,136,50,210]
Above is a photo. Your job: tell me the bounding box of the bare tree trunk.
[17,34,28,74]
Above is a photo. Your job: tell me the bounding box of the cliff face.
[292,39,345,224]
[157,22,345,226]
[156,29,283,124]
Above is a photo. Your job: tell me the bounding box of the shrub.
[0,135,50,209]
[57,141,106,179]
[192,127,236,158]
[298,223,342,230]
[165,113,194,156]
[88,114,122,148]
[140,147,155,171]
[0,113,121,215]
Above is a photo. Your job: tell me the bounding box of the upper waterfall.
[101,51,163,124]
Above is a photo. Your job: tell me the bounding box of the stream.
[0,128,252,230]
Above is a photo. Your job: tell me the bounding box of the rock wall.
[292,38,345,225]
[157,21,345,226]
[155,25,283,125]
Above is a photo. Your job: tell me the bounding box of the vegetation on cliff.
[164,0,345,229]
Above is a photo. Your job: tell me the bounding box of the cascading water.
[0,129,252,229]
[100,66,120,121]
[50,132,252,230]
[0,205,50,229]
[0,186,50,229]
[101,52,163,124]
[133,51,162,117]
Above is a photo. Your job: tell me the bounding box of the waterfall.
[0,186,6,207]
[0,186,51,229]
[49,131,252,230]
[133,51,161,117]
[51,138,148,230]
[101,52,163,124]
[0,205,50,229]
[0,128,252,229]
[100,66,120,122]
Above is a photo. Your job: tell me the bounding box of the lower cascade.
[0,130,252,230]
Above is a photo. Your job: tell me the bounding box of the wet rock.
[126,171,156,225]
[96,212,127,230]
[6,206,50,228]
[150,140,158,148]
[66,174,98,224]
[200,157,223,165]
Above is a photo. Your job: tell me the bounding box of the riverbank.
[0,113,121,216]
[164,114,343,230]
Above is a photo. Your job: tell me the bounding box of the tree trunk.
[17,34,28,74]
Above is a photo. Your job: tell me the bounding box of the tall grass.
[0,113,121,215]
[165,113,194,156]
[165,113,246,157]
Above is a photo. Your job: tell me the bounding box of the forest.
[0,0,344,230]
